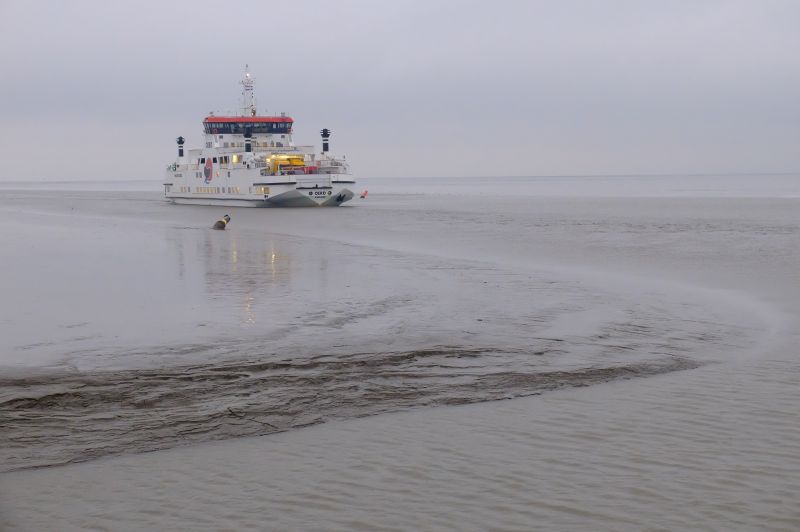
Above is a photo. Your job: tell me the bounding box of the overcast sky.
[1,0,798,180]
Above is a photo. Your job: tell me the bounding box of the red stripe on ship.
[204,116,294,123]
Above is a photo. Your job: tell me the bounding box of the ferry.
[163,66,355,207]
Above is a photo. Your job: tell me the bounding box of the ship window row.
[196,149,286,165]
[205,140,287,149]
[168,185,264,195]
[223,141,286,148]
[204,122,292,134]
[182,186,244,194]
[199,156,231,164]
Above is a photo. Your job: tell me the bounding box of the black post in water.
[321,128,331,153]
[177,136,185,157]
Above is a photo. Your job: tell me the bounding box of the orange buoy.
[360,189,368,199]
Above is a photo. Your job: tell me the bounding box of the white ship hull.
[164,161,356,207]
[165,177,356,208]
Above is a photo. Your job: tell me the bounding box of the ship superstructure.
[164,66,355,207]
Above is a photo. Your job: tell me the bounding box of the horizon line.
[1,171,799,184]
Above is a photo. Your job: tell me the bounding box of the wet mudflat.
[1,176,799,530]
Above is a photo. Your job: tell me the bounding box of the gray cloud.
[1,0,798,180]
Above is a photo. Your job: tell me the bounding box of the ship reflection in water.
[165,226,298,331]
[159,222,370,362]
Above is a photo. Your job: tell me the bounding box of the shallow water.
[1,175,799,530]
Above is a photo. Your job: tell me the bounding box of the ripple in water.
[0,343,709,472]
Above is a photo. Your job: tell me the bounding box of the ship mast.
[240,65,257,117]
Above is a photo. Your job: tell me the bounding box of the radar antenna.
[240,64,257,117]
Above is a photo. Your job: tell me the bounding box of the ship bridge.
[203,116,294,135]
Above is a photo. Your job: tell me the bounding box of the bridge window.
[204,121,293,135]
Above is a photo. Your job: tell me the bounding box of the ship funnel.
[321,128,331,153]
[176,136,185,158]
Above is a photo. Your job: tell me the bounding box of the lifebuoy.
[204,158,213,183]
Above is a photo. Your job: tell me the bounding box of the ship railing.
[254,144,301,151]
[168,163,245,171]
[295,176,333,187]
[168,158,316,173]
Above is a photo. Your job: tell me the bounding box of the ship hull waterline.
[165,187,356,208]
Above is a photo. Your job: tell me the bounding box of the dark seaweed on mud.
[0,346,701,472]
